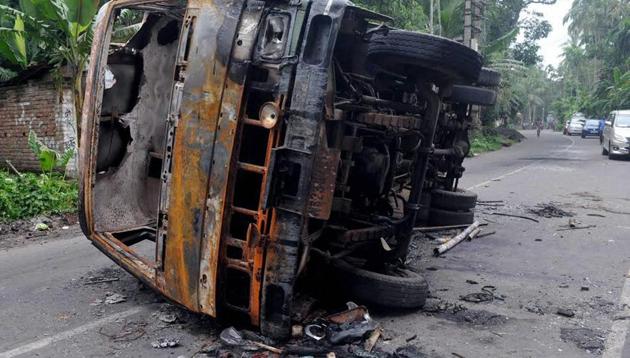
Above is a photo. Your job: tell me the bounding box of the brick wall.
[0,75,77,176]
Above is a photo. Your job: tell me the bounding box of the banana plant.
[28,130,75,174]
[0,14,27,68]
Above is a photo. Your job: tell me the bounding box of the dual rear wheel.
[367,30,499,105]
[327,31,486,310]
[429,188,477,226]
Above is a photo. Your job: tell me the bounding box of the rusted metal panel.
[199,0,263,317]
[340,225,392,245]
[355,112,420,129]
[308,144,340,219]
[163,0,245,313]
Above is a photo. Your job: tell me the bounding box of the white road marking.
[467,134,575,191]
[0,308,142,358]
[466,164,532,190]
[603,268,630,358]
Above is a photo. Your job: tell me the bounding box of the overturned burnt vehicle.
[79,0,500,339]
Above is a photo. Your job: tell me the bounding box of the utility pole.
[430,0,434,34]
[463,0,486,127]
[463,0,484,51]
[429,0,442,35]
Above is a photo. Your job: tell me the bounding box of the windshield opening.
[615,114,630,128]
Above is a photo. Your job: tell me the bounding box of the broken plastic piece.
[151,337,180,349]
[328,318,378,344]
[325,303,368,324]
[219,326,269,351]
[104,293,126,304]
[304,324,326,341]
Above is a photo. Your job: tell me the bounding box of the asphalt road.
[1,130,630,357]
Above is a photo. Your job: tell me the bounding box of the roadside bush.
[469,128,517,155]
[0,170,78,220]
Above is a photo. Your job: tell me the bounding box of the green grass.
[469,130,515,156]
[0,170,78,220]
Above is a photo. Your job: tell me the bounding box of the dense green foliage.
[0,171,77,220]
[551,0,629,122]
[0,131,77,220]
[469,129,516,155]
[510,13,551,66]
[28,130,74,173]
[0,0,97,72]
[354,0,429,31]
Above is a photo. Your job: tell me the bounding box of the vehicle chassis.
[80,0,479,339]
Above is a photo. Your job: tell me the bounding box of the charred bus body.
[79,0,498,339]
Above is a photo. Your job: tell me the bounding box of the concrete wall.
[0,75,77,176]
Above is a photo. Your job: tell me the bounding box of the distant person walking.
[536,119,543,138]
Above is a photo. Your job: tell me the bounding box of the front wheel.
[608,142,615,160]
[330,259,429,308]
[428,207,474,226]
[431,188,477,211]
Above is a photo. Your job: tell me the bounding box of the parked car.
[79,0,498,339]
[602,110,630,158]
[581,119,601,138]
[566,117,586,136]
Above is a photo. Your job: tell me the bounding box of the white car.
[566,117,586,136]
[602,109,630,158]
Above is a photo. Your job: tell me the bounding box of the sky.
[521,0,573,68]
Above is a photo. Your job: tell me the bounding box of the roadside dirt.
[0,212,80,250]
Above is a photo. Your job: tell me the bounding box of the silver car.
[566,116,586,136]
[602,110,630,158]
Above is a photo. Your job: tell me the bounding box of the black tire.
[428,207,474,226]
[330,259,428,308]
[446,85,497,106]
[431,188,477,211]
[608,143,616,160]
[367,30,482,82]
[477,67,501,87]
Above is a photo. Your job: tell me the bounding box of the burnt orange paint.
[163,1,237,313]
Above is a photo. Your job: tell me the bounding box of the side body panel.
[160,0,269,314]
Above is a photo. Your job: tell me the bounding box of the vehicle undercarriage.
[79,0,500,340]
